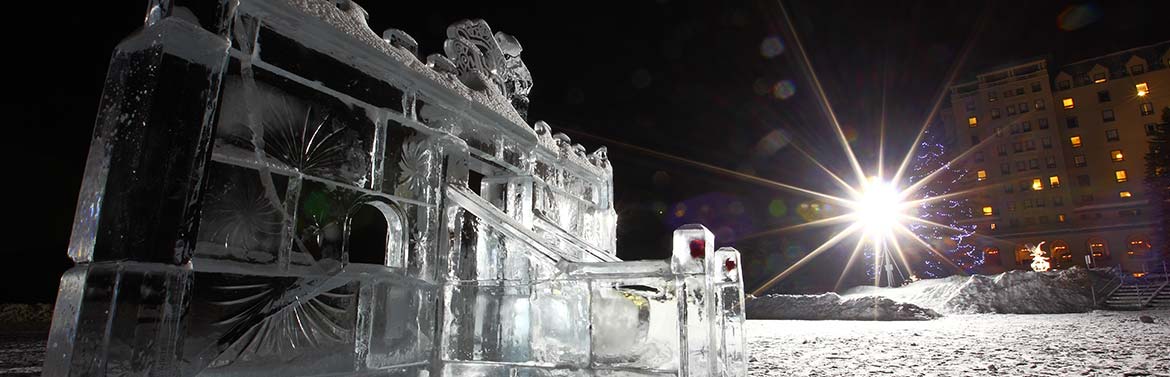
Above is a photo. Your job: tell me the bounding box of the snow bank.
[746,293,941,321]
[843,267,1107,314]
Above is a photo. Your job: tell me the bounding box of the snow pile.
[0,303,52,331]
[746,293,941,321]
[843,267,1106,314]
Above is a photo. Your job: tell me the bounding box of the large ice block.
[47,0,746,376]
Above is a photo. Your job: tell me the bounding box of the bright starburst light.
[558,1,997,297]
[854,177,904,236]
[744,1,998,296]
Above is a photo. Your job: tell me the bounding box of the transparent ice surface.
[46,0,745,376]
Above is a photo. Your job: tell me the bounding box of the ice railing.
[436,215,748,376]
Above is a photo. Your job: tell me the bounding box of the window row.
[993,156,1057,176]
[1056,72,1150,90]
[1071,149,1127,168]
[1061,84,1151,109]
[988,82,1043,102]
[1068,129,1122,148]
[1068,171,1129,186]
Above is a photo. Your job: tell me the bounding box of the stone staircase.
[1103,277,1170,310]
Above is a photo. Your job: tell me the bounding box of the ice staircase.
[1103,277,1170,310]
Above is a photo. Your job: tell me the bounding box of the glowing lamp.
[853,177,904,235]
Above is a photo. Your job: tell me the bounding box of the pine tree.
[1145,107,1170,261]
[905,125,979,277]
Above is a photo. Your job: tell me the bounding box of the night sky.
[4,1,1169,303]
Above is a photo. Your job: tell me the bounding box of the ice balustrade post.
[47,5,232,374]
[665,225,747,377]
[671,224,715,376]
[713,247,747,376]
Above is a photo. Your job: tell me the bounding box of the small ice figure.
[44,1,746,376]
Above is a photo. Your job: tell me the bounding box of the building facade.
[946,41,1170,274]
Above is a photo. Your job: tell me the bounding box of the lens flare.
[853,177,904,236]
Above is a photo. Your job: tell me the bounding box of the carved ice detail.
[589,147,611,170]
[495,32,533,119]
[441,20,533,118]
[382,28,419,58]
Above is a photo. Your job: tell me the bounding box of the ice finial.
[553,133,572,147]
[572,144,588,159]
[533,121,552,136]
[444,20,504,92]
[382,28,419,58]
[442,20,533,119]
[331,0,369,24]
[495,31,532,120]
[589,146,610,169]
[427,54,458,75]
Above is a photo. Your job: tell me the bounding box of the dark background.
[3,0,1169,303]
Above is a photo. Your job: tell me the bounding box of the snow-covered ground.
[0,332,43,377]
[747,310,1170,376]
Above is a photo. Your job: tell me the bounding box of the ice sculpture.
[44,1,746,376]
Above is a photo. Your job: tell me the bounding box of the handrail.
[1141,281,1169,308]
[1093,275,1122,307]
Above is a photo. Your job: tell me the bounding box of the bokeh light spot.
[767,199,788,217]
[843,126,859,144]
[631,68,653,88]
[760,36,785,58]
[1058,4,1102,31]
[674,203,687,218]
[728,200,745,215]
[772,79,797,100]
[752,78,771,95]
[652,201,667,216]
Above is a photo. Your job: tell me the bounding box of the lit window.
[1141,102,1154,116]
[1115,170,1127,183]
[990,223,997,230]
[982,206,994,216]
[1034,99,1045,110]
[1032,178,1044,191]
[1093,72,1107,83]
[1069,136,1082,148]
[1136,82,1149,96]
[1062,98,1075,109]
[1057,214,1066,222]
[1111,150,1124,162]
[977,170,988,181]
[986,247,1000,255]
[1049,176,1060,188]
[1119,191,1132,198]
[968,116,978,127]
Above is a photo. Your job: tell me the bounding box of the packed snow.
[843,267,1108,314]
[746,310,1170,376]
[747,293,941,321]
